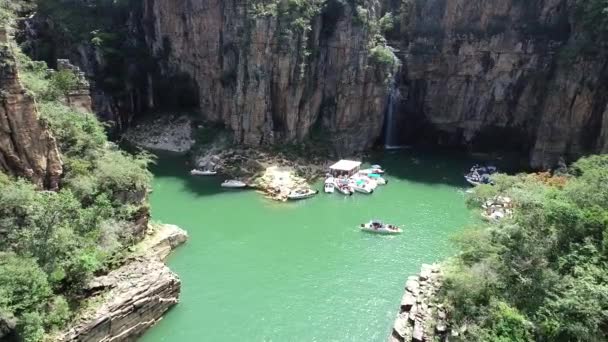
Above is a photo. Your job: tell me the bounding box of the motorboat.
[465,171,493,186]
[367,173,387,185]
[351,180,374,194]
[287,189,318,200]
[190,169,217,176]
[334,179,353,195]
[465,164,497,186]
[370,167,385,174]
[324,178,335,193]
[221,180,247,188]
[336,184,353,195]
[360,220,402,234]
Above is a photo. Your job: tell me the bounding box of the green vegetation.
[0,15,152,341]
[442,155,608,341]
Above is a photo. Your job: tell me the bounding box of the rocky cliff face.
[140,0,607,167]
[386,0,608,168]
[19,0,607,167]
[141,0,393,154]
[59,224,188,342]
[0,29,62,189]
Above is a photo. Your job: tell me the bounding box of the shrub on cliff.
[442,155,608,341]
[0,11,153,341]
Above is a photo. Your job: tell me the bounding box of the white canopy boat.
[324,178,335,193]
[190,169,217,176]
[287,189,318,200]
[360,220,402,234]
[221,180,247,188]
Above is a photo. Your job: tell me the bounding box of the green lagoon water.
[141,151,474,342]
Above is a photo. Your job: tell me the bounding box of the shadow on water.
[149,151,227,198]
[364,147,524,188]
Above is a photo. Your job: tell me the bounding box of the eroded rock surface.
[390,264,447,342]
[0,37,62,189]
[59,224,188,342]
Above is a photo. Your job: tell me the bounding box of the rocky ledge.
[124,115,195,153]
[194,147,332,201]
[59,224,188,342]
[389,264,448,342]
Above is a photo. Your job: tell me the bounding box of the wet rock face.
[0,42,63,189]
[390,0,608,168]
[141,0,391,155]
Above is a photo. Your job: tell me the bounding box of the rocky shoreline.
[58,224,188,342]
[389,264,448,342]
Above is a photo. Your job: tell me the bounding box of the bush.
[444,155,608,340]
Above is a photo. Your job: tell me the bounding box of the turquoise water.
[140,151,474,342]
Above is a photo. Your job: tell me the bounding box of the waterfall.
[384,77,405,149]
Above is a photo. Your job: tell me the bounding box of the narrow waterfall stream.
[384,67,406,150]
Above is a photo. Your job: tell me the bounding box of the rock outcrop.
[124,115,195,153]
[59,224,188,342]
[0,31,62,189]
[390,264,447,342]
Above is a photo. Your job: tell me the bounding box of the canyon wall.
[140,0,608,167]
[0,29,62,189]
[141,0,393,154]
[387,0,608,168]
[21,0,608,167]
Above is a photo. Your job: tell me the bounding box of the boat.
[334,179,353,195]
[360,220,402,234]
[324,178,335,193]
[287,189,318,200]
[336,184,353,195]
[351,180,374,194]
[190,169,217,176]
[464,164,497,186]
[367,173,388,185]
[370,166,385,174]
[221,180,247,188]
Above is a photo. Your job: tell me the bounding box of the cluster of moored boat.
[324,165,388,196]
[190,168,248,188]
[464,164,498,186]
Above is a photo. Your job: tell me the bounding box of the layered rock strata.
[141,0,392,155]
[59,224,188,342]
[390,264,447,342]
[0,30,62,189]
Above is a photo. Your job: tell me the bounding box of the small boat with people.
[287,188,319,200]
[221,180,247,188]
[190,169,217,176]
[324,178,335,193]
[464,164,497,186]
[360,220,402,234]
[334,179,353,195]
